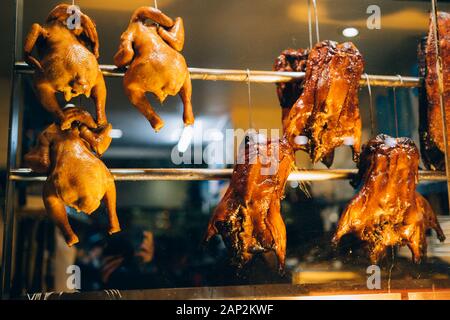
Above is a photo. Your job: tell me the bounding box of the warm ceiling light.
[342,27,359,38]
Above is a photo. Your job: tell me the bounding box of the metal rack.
[1,0,449,299]
[8,168,447,182]
[14,61,421,87]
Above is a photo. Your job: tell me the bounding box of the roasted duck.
[284,41,363,167]
[332,134,445,263]
[205,135,295,271]
[24,107,120,246]
[24,4,107,128]
[114,7,193,132]
[274,48,309,128]
[205,41,364,271]
[418,11,450,170]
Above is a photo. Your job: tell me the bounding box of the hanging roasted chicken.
[332,134,446,263]
[114,7,193,132]
[418,11,450,171]
[24,107,120,246]
[205,135,295,272]
[24,4,107,128]
[284,41,363,167]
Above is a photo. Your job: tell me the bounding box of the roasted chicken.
[284,41,363,167]
[332,134,445,263]
[274,48,309,128]
[114,7,193,132]
[24,107,120,246]
[24,4,107,128]
[205,135,295,271]
[419,11,450,170]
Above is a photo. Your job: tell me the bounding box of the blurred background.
[1,0,450,297]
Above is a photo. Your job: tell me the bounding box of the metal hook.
[392,74,403,137]
[364,73,375,137]
[312,0,320,43]
[307,0,313,49]
[246,69,254,129]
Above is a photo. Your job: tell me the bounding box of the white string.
[72,0,75,5]
[154,0,158,9]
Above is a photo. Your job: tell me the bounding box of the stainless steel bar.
[13,62,421,87]
[8,168,446,182]
[2,0,23,300]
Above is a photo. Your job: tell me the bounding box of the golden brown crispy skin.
[24,108,120,246]
[205,137,294,271]
[114,7,193,132]
[284,41,363,167]
[206,41,364,272]
[24,4,107,127]
[273,49,309,128]
[419,12,450,170]
[332,134,446,263]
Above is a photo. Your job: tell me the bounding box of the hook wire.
[246,69,254,130]
[307,0,313,49]
[388,247,395,293]
[312,0,320,43]
[364,73,375,137]
[392,75,403,137]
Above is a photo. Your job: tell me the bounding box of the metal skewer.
[13,62,421,87]
[8,168,446,182]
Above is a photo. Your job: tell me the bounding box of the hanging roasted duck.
[418,11,450,171]
[205,135,295,272]
[24,4,107,128]
[332,134,445,263]
[274,48,309,128]
[205,40,365,271]
[114,7,193,132]
[24,107,120,246]
[283,41,363,167]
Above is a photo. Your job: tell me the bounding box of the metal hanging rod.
[13,62,420,87]
[9,168,445,182]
